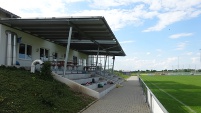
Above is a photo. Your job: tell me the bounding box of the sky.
[1,0,201,71]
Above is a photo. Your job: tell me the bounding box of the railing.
[139,77,169,113]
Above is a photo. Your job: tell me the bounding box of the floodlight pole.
[64,27,73,76]
[178,56,179,75]
[200,49,201,69]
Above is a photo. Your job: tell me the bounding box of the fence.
[139,77,169,113]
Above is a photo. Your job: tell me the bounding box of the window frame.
[18,43,32,60]
[40,48,49,61]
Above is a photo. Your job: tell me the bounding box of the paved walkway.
[82,76,150,113]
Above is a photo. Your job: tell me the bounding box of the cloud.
[191,57,199,64]
[114,56,178,70]
[175,41,188,50]
[146,52,151,55]
[0,0,201,32]
[143,11,187,32]
[169,33,193,39]
[120,40,135,44]
[156,49,162,52]
[186,52,193,56]
[71,6,145,31]
[90,0,201,32]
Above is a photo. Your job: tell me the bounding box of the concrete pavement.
[81,76,150,113]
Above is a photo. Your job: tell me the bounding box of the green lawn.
[140,75,201,113]
[0,66,95,113]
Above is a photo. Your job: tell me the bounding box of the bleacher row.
[53,70,124,95]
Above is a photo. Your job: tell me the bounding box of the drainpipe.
[7,32,12,66]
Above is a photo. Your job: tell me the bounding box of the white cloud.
[120,40,135,44]
[0,0,200,32]
[156,49,162,52]
[89,0,201,32]
[191,57,199,64]
[175,41,188,50]
[186,52,193,56]
[89,0,141,8]
[143,11,187,32]
[146,52,151,55]
[71,7,145,31]
[114,56,178,70]
[169,33,193,39]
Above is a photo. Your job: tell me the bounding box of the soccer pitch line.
[150,82,196,113]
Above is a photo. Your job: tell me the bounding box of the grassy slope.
[0,66,95,113]
[140,75,201,113]
[114,72,130,80]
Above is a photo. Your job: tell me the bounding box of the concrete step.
[73,77,100,84]
[64,74,91,80]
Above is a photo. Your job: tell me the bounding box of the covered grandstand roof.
[0,16,126,56]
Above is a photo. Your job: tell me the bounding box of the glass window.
[19,43,32,60]
[45,49,49,58]
[40,48,44,58]
[19,44,25,59]
[26,45,32,60]
[53,52,58,59]
[73,56,77,64]
[40,48,49,61]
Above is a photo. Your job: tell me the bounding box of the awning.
[0,16,126,56]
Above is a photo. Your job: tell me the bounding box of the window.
[73,56,77,65]
[40,48,49,61]
[53,52,58,59]
[19,43,32,60]
[78,59,82,66]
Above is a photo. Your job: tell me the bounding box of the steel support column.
[63,27,73,76]
[112,56,115,74]
[95,46,100,72]
[104,55,107,76]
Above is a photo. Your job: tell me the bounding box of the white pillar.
[12,35,17,65]
[7,33,12,66]
[64,27,73,76]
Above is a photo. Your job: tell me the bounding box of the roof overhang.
[0,16,126,56]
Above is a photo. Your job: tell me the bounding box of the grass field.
[140,75,201,113]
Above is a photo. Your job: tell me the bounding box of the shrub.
[40,61,53,80]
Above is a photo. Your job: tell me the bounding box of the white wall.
[0,25,88,67]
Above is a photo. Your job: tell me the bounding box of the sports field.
[140,75,201,113]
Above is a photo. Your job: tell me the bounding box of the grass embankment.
[0,66,95,113]
[114,72,130,80]
[140,75,201,113]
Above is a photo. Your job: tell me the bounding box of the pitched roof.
[0,7,20,18]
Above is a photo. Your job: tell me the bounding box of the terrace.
[0,16,125,99]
